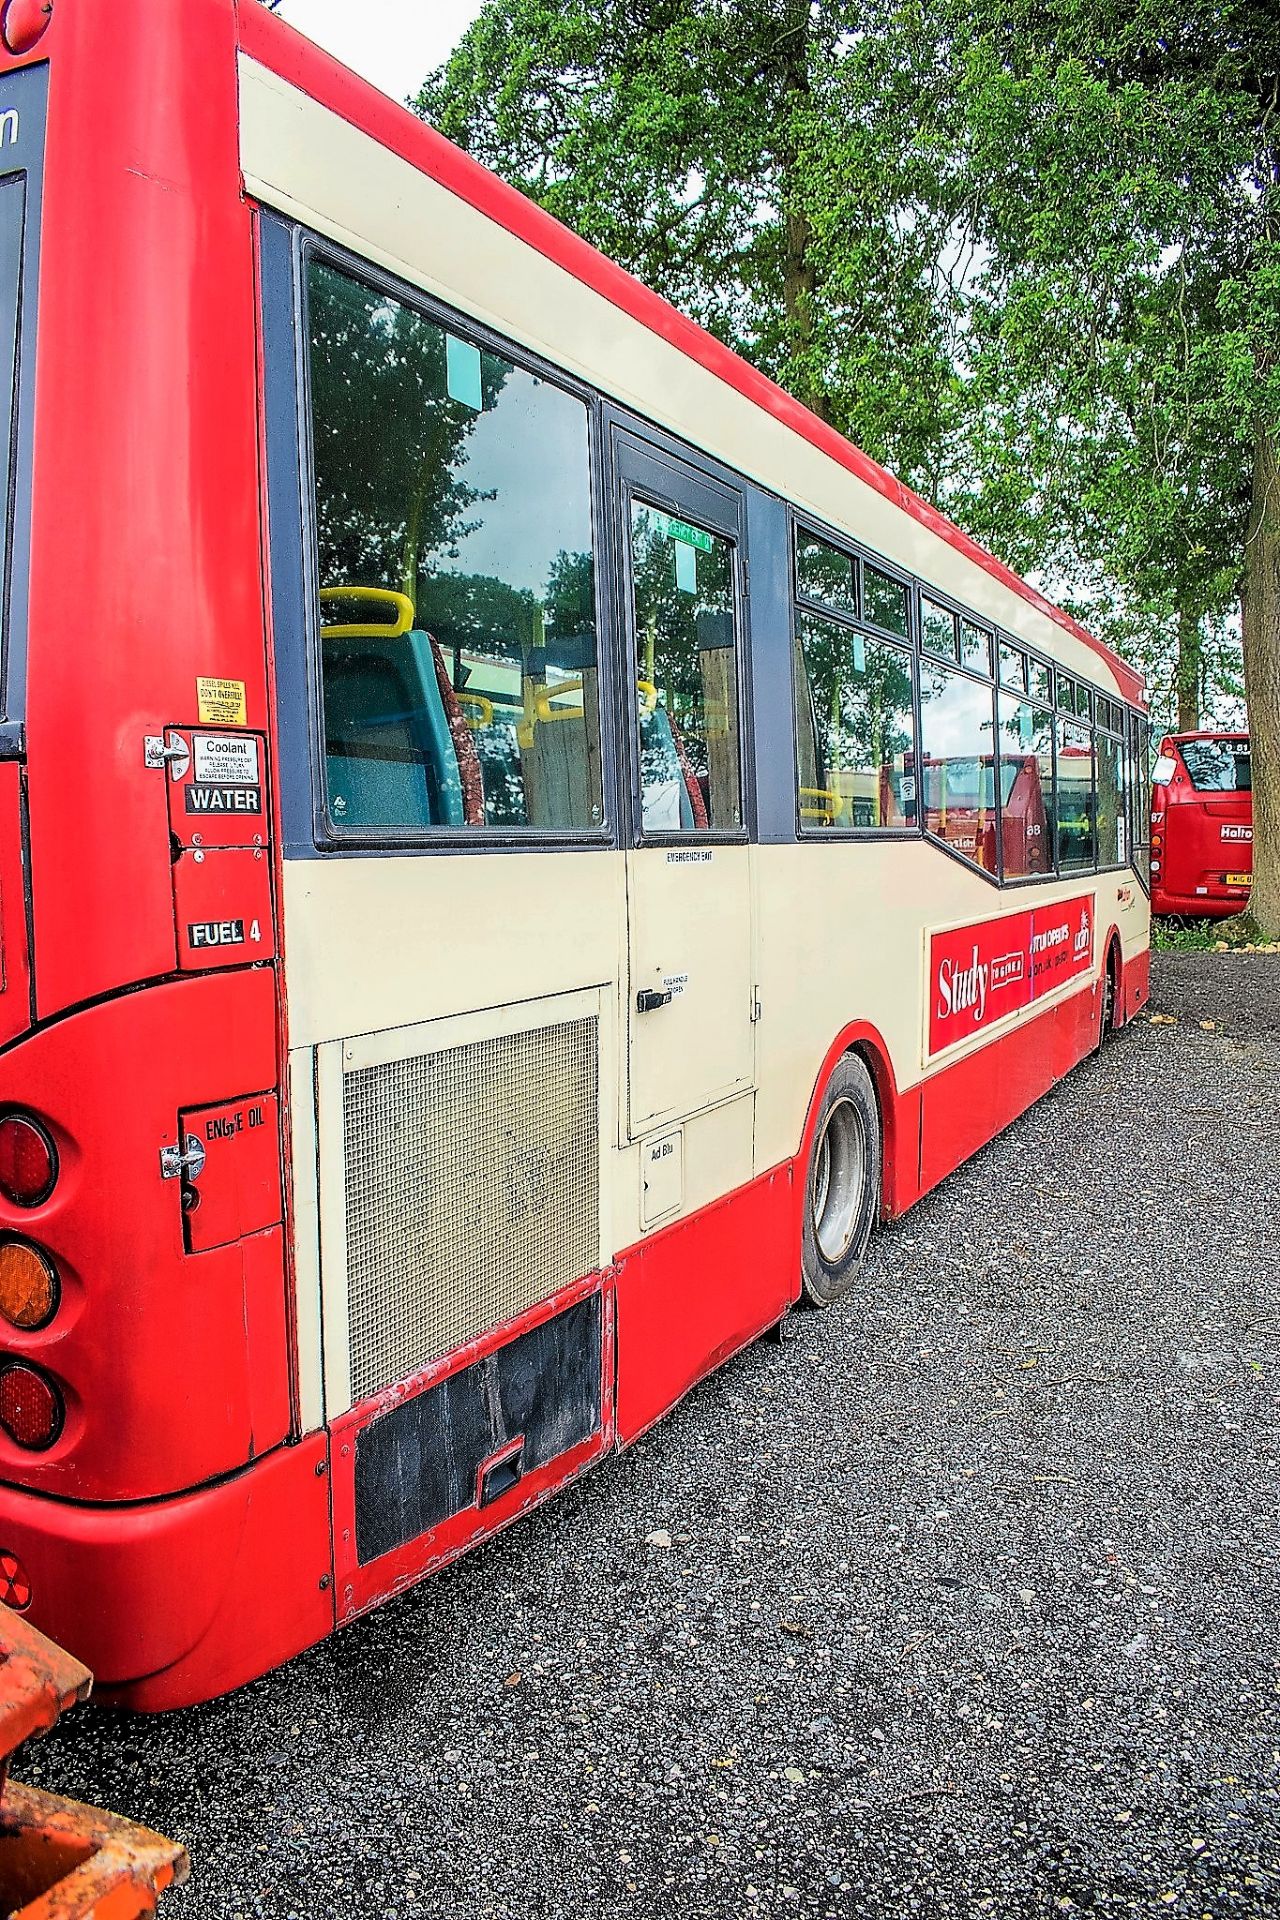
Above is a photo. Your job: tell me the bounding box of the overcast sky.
[271,0,488,103]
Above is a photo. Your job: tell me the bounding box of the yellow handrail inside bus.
[456,691,494,729]
[319,585,415,639]
[800,786,839,825]
[534,677,586,723]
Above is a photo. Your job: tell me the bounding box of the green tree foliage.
[417,0,965,487]
[945,0,1280,925]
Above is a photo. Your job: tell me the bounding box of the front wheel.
[801,1053,882,1307]
[1097,947,1119,1051]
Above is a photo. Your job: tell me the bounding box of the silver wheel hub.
[811,1096,867,1265]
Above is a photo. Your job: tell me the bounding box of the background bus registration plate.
[1226,873,1251,887]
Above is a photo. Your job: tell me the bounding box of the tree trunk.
[776,1,832,424]
[1241,421,1280,937]
[1175,606,1201,732]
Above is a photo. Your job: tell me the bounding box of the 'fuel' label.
[174,849,273,971]
[187,918,258,950]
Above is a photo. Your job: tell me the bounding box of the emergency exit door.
[612,430,756,1138]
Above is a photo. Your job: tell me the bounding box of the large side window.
[996,694,1055,879]
[630,503,741,834]
[306,257,603,835]
[1095,721,1125,869]
[1056,715,1096,870]
[793,609,917,830]
[1129,710,1152,884]
[919,661,998,872]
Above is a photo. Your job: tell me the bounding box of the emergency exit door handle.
[636,987,673,1013]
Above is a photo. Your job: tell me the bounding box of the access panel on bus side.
[612,430,757,1144]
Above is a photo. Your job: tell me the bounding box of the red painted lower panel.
[1123,945,1151,1021]
[0,1435,333,1713]
[614,1166,795,1446]
[918,979,1100,1197]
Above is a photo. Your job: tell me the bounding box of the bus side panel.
[918,980,1098,1197]
[0,1431,333,1714]
[0,762,30,1045]
[614,1165,794,1447]
[25,0,269,1019]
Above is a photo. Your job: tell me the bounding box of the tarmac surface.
[26,949,1280,1918]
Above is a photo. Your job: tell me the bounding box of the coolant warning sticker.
[196,676,247,725]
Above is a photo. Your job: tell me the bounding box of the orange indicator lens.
[0,1241,57,1329]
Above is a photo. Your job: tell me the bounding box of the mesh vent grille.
[343,1016,599,1402]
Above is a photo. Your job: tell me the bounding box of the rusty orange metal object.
[0,1613,188,1919]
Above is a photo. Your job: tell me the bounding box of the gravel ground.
[25,951,1280,1919]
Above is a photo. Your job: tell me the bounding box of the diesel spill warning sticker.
[196,676,247,726]
[929,895,1093,1057]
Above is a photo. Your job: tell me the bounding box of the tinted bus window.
[1095,731,1125,867]
[796,533,856,616]
[997,695,1054,879]
[631,503,740,833]
[0,176,23,706]
[919,661,997,870]
[1179,737,1251,792]
[307,259,602,834]
[1056,719,1095,870]
[864,565,909,638]
[794,612,916,830]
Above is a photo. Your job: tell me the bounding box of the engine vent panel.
[343,1014,599,1402]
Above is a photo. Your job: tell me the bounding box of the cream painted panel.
[238,58,1128,698]
[613,1094,756,1250]
[625,846,755,1135]
[280,850,625,1050]
[286,1046,325,1433]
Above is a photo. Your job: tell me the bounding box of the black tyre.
[801,1052,881,1307]
[1097,946,1119,1050]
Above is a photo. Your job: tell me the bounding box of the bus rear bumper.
[1151,886,1248,920]
[0,1435,334,1712]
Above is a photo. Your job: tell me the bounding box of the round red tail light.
[1,1,53,57]
[0,1363,62,1449]
[0,1115,57,1208]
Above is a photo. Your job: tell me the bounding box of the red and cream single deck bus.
[0,0,1150,1709]
[1150,731,1252,918]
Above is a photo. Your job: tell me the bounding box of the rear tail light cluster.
[0,1114,57,1208]
[0,1114,66,1449]
[0,1363,62,1450]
